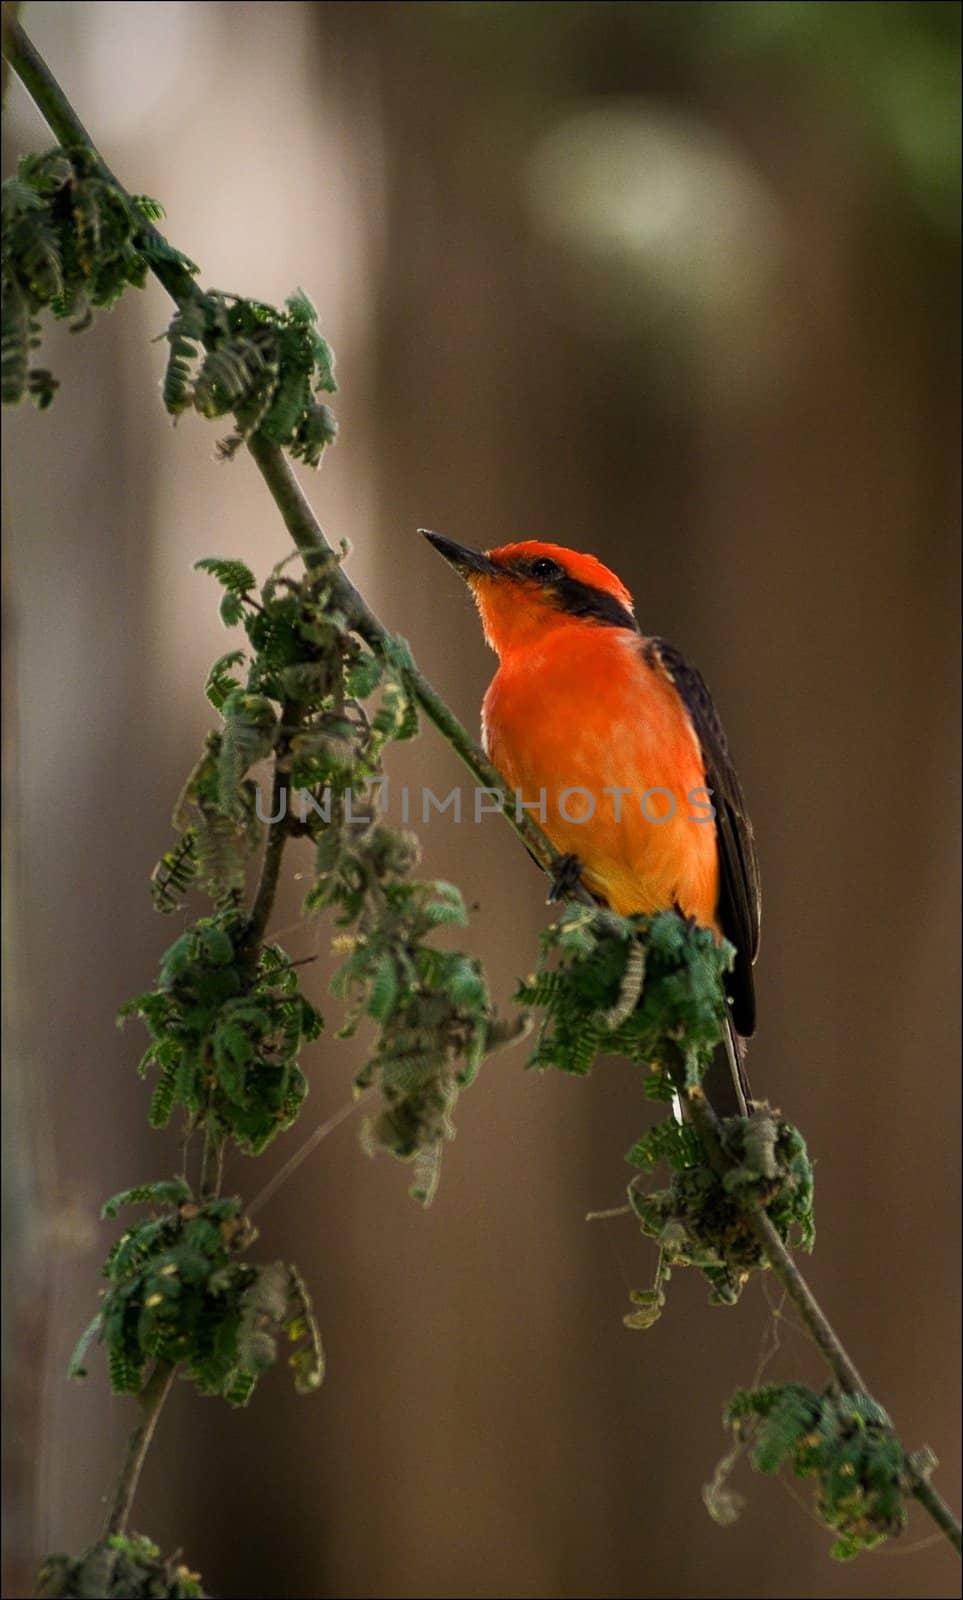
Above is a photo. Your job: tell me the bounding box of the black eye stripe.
[504,555,636,629]
[553,576,638,630]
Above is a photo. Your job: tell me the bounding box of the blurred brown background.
[3,3,960,1597]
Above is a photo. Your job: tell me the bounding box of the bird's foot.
[547,853,585,903]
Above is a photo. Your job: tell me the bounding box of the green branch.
[0,2,22,102]
[685,1095,866,1392]
[685,1093,960,1551]
[102,1359,176,1540]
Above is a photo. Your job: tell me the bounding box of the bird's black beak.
[419,529,500,578]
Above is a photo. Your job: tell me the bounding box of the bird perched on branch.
[421,531,760,1115]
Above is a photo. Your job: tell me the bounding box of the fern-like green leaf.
[163,319,200,414]
[0,280,30,405]
[286,1264,325,1393]
[194,557,256,597]
[101,1178,192,1219]
[131,194,166,221]
[151,832,199,913]
[148,1059,179,1128]
[204,649,247,711]
[67,1311,103,1380]
[107,1344,144,1395]
[193,331,277,420]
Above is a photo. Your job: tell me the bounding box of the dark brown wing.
[647,638,761,1038]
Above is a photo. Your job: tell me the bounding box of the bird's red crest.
[488,541,634,610]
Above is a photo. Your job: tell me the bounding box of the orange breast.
[483,626,720,927]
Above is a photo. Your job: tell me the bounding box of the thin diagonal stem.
[687,1093,960,1554]
[102,1359,176,1539]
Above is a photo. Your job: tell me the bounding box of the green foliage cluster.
[146,550,496,1203]
[1,146,192,409]
[722,1385,909,1559]
[150,550,354,914]
[627,1106,815,1308]
[517,905,732,1090]
[36,1534,207,1599]
[70,1179,322,1404]
[153,551,413,918]
[326,849,491,1205]
[163,287,338,466]
[1,146,337,467]
[119,917,320,1154]
[222,568,497,1203]
[518,906,814,1312]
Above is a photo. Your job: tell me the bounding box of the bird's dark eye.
[529,557,563,582]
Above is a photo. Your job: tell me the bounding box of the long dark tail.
[702,1010,752,1117]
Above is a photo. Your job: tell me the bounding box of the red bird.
[422,532,761,1113]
